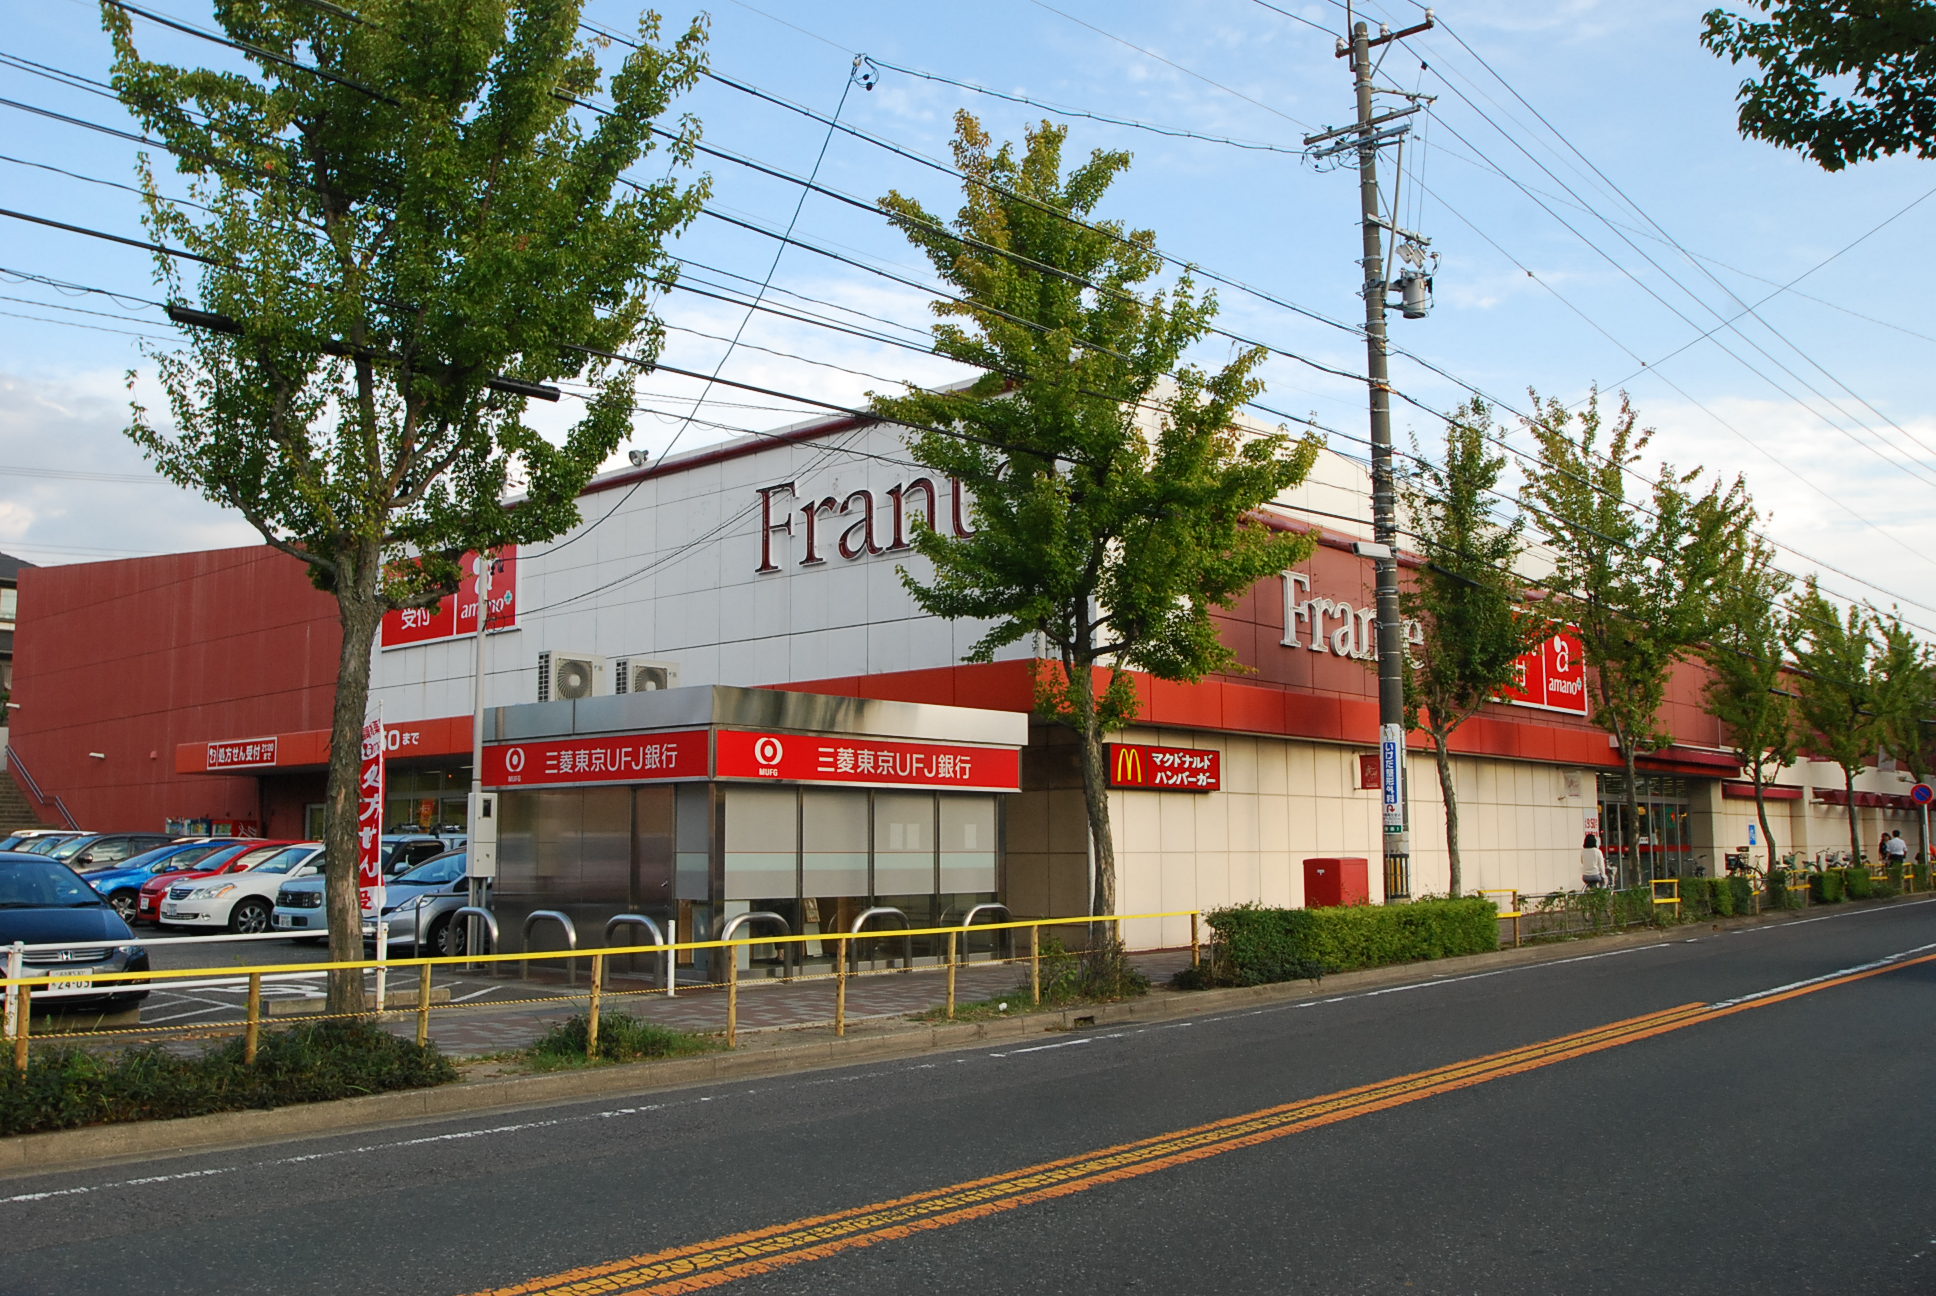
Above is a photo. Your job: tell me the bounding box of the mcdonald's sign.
[1105,742,1219,792]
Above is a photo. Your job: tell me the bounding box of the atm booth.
[480,686,1028,977]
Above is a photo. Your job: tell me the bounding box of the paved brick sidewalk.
[401,949,1196,1056]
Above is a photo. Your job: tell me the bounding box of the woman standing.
[1581,833,1608,889]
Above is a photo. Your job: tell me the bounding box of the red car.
[136,840,305,925]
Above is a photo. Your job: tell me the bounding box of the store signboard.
[206,737,278,770]
[1498,627,1589,717]
[380,547,519,648]
[716,730,1021,790]
[357,716,385,913]
[481,730,709,788]
[1105,743,1220,792]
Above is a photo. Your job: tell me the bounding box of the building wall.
[9,546,340,831]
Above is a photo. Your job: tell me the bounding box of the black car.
[0,851,150,1012]
[45,833,178,871]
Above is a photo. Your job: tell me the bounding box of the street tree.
[1786,577,1879,864]
[1701,0,1936,170]
[1870,612,1935,862]
[1397,399,1544,897]
[870,113,1318,978]
[106,0,709,1012]
[1699,533,1797,870]
[1519,391,1751,889]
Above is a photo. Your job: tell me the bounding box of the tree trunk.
[1750,769,1776,869]
[323,550,384,1017]
[1071,670,1118,957]
[1433,730,1461,897]
[1622,741,1644,892]
[1843,764,1861,865]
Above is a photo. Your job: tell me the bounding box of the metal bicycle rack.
[451,905,499,975]
[605,913,677,997]
[522,909,579,984]
[960,903,1012,961]
[848,906,912,972]
[718,911,795,980]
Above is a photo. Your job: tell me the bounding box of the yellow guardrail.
[1,908,1206,1067]
[1476,889,1522,947]
[1650,878,1680,918]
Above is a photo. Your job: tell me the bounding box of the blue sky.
[3,0,1934,632]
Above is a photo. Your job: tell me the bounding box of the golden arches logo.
[1114,745,1142,785]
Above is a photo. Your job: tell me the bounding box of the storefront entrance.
[1598,774,1704,881]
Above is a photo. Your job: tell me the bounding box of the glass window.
[803,790,869,895]
[873,792,935,897]
[724,786,797,901]
[939,796,997,892]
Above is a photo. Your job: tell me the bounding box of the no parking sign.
[1914,784,1934,806]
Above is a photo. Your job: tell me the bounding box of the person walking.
[1581,833,1608,889]
[1885,830,1908,865]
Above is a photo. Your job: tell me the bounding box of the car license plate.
[289,916,308,928]
[161,906,184,920]
[45,973,94,993]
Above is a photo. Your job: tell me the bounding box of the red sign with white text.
[482,730,710,788]
[357,716,385,913]
[715,731,1021,790]
[1498,626,1589,716]
[381,547,519,648]
[206,736,278,770]
[1106,743,1221,791]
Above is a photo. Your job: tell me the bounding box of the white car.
[159,842,323,934]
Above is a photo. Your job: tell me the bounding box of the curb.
[2,894,1923,1177]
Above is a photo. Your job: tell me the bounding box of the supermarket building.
[8,411,1924,952]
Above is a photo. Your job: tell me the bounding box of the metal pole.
[1190,912,1201,969]
[12,984,28,1072]
[588,953,605,1058]
[1030,925,1042,1006]
[2,941,20,1043]
[1350,19,1410,901]
[416,963,433,1048]
[665,918,677,999]
[835,935,848,1037]
[245,972,262,1063]
[946,930,958,1019]
[725,945,739,1049]
[374,918,388,1014]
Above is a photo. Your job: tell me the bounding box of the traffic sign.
[1914,784,1934,806]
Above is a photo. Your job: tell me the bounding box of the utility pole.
[1306,14,1436,901]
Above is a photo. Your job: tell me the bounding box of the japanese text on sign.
[716,731,1021,790]
[357,716,385,912]
[1106,743,1221,792]
[482,731,709,788]
[206,737,278,770]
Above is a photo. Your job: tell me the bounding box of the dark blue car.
[0,851,150,1012]
[78,839,238,924]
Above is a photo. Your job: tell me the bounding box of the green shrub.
[1810,869,1845,904]
[1769,868,1805,910]
[1033,937,1149,1004]
[529,1011,717,1065]
[1912,859,1931,892]
[1189,898,1497,988]
[1887,860,1906,893]
[1675,877,1714,920]
[0,1020,455,1137]
[1726,875,1754,915]
[1842,866,1874,900]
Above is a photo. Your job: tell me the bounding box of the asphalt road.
[4,899,1933,1296]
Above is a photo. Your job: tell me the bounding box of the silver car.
[361,849,475,955]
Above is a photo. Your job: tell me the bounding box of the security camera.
[627,449,648,467]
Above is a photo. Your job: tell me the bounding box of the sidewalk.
[398,949,1198,1057]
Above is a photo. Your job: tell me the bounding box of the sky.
[3,0,1935,636]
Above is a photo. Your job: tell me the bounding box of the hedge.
[1189,898,1499,988]
[1810,869,1846,904]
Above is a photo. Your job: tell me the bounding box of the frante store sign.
[753,475,974,573]
[1106,743,1220,792]
[716,731,1021,790]
[1282,569,1587,718]
[482,731,709,788]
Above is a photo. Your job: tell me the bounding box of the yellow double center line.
[470,952,1936,1296]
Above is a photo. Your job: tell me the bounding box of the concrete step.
[0,766,47,834]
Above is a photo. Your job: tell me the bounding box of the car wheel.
[107,891,138,923]
[428,915,467,958]
[230,898,272,935]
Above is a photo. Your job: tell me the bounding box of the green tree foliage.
[1701,0,1936,170]
[106,0,708,1010]
[1870,611,1935,861]
[1786,577,1879,863]
[1699,533,1796,867]
[1398,399,1544,897]
[870,113,1318,952]
[1519,391,1751,888]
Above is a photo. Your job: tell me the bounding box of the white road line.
[1704,941,1936,1010]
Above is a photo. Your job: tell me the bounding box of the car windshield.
[251,846,318,876]
[22,836,73,856]
[47,837,100,861]
[394,851,466,887]
[226,845,287,871]
[0,859,107,908]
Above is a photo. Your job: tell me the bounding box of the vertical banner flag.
[358,713,386,915]
[1380,722,1406,833]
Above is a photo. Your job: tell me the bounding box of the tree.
[1786,578,1879,863]
[1701,1,1936,170]
[1519,391,1752,889]
[107,0,709,1012]
[870,113,1317,974]
[1870,611,1935,862]
[1397,399,1544,897]
[1699,533,1797,869]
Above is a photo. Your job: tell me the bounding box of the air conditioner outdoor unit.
[553,654,605,700]
[615,658,677,694]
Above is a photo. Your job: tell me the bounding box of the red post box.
[1303,857,1370,908]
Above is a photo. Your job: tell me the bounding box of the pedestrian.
[1885,830,1908,865]
[1581,833,1608,890]
[1878,833,1890,864]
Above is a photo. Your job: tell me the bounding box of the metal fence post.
[244,973,262,1064]
[945,930,958,1020]
[1030,925,1042,1006]
[666,918,678,999]
[416,963,433,1048]
[11,983,28,1072]
[835,934,848,1037]
[2,941,20,1044]
[587,953,605,1058]
[725,946,739,1049]
[1190,912,1201,969]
